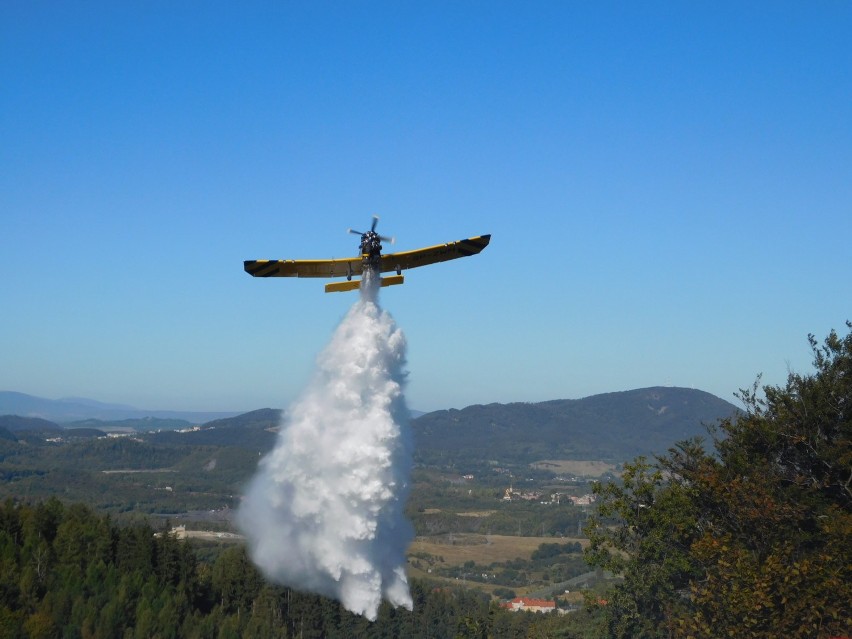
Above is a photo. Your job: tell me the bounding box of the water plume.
[237,273,413,620]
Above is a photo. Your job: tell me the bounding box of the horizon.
[1,384,736,422]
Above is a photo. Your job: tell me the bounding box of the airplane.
[244,217,491,293]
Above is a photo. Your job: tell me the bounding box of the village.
[502,484,597,507]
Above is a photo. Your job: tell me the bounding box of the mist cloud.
[237,279,413,620]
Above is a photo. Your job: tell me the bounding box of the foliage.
[0,498,602,638]
[531,542,583,561]
[585,323,852,638]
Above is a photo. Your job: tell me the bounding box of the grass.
[408,533,589,566]
[530,460,619,477]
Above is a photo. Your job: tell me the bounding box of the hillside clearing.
[531,460,619,477]
[408,533,588,567]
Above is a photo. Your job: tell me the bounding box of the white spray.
[237,274,414,620]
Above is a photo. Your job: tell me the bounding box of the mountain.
[200,408,283,430]
[411,387,739,464]
[0,414,62,432]
[0,391,240,424]
[2,388,739,465]
[57,396,137,411]
[145,408,282,450]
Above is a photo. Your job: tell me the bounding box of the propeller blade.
[349,217,390,240]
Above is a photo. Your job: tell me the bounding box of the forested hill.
[0,415,62,433]
[145,408,282,450]
[411,386,739,464]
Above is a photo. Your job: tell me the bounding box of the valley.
[0,386,736,604]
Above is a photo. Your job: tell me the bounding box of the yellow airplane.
[244,217,491,293]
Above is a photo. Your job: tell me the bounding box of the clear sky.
[2,2,850,413]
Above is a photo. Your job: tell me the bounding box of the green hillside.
[412,386,738,464]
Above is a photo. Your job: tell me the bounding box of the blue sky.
[2,2,850,413]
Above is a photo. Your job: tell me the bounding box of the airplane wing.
[244,257,364,278]
[378,234,491,273]
[244,234,491,279]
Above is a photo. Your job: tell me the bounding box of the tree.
[586,323,852,638]
[210,547,261,615]
[22,610,57,639]
[585,452,702,638]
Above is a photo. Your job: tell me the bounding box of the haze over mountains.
[0,391,239,424]
[2,387,738,462]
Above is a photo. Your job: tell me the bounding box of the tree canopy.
[0,498,593,638]
[585,323,852,638]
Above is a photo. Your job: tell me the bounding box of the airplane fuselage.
[359,231,384,272]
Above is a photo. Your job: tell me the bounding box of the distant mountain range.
[2,387,739,463]
[0,391,240,424]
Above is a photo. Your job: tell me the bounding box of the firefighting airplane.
[244,217,491,293]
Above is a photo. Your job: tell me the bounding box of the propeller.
[347,216,395,244]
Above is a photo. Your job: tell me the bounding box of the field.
[530,459,620,477]
[407,533,592,597]
[408,533,588,566]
